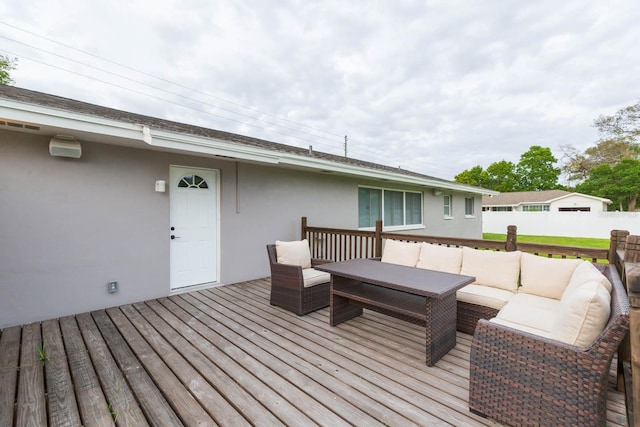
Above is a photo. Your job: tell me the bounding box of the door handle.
[171,235,180,240]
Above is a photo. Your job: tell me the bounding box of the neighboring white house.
[482,190,611,213]
[481,190,634,239]
[0,85,495,327]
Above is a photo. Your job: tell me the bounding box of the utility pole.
[344,135,348,157]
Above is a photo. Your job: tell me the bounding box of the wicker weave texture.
[456,301,499,335]
[468,264,629,427]
[266,244,330,316]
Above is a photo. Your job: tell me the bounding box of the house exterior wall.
[0,130,482,327]
[549,194,607,212]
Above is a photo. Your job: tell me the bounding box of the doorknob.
[171,235,180,239]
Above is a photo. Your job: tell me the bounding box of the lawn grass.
[483,233,610,249]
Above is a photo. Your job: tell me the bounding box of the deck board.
[41,318,81,427]
[0,279,629,426]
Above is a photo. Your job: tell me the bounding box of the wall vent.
[0,119,41,131]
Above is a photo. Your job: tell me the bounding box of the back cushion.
[566,261,612,295]
[381,239,421,267]
[275,239,312,269]
[416,243,463,274]
[551,281,611,347]
[520,253,582,299]
[460,247,522,292]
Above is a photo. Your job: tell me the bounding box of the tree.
[484,160,517,192]
[454,165,486,188]
[454,146,560,191]
[561,138,638,184]
[0,55,17,85]
[576,158,640,211]
[513,145,561,191]
[594,100,640,144]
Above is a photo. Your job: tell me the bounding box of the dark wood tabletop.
[315,258,475,298]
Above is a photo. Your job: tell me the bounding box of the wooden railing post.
[301,216,307,241]
[505,225,517,252]
[375,219,383,258]
[610,230,630,270]
[624,235,640,425]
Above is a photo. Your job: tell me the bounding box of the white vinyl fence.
[483,211,640,239]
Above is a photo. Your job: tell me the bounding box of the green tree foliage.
[576,158,640,211]
[562,100,640,210]
[484,160,517,192]
[513,146,561,191]
[454,165,486,188]
[0,55,17,85]
[455,146,560,191]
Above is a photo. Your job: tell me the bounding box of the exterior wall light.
[155,180,166,192]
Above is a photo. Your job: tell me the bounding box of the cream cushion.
[276,239,312,269]
[495,293,560,333]
[566,261,612,294]
[551,281,611,347]
[456,284,515,310]
[416,244,463,274]
[489,317,551,339]
[302,268,331,288]
[519,253,582,299]
[381,239,421,267]
[460,247,522,292]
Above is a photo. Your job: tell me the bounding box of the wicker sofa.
[469,263,629,427]
[381,239,630,426]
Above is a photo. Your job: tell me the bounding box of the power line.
[0,23,421,169]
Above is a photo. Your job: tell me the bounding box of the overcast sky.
[1,1,639,180]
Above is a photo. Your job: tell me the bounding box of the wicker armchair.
[266,244,331,316]
[468,264,629,427]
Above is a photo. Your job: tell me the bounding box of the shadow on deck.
[0,279,629,426]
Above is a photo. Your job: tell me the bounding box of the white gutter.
[0,98,146,141]
[0,96,495,196]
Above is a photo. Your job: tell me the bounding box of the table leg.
[329,277,363,326]
[424,293,457,366]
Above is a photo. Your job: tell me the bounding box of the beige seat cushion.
[495,293,560,333]
[489,317,551,339]
[456,284,515,310]
[302,268,331,288]
[566,261,612,294]
[551,281,611,347]
[276,239,312,269]
[460,247,522,292]
[381,239,421,267]
[519,253,582,299]
[416,243,463,274]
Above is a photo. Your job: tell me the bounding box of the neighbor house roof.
[482,190,611,206]
[0,85,496,196]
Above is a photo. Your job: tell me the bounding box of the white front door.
[169,166,219,290]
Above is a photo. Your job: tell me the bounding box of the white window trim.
[464,197,475,218]
[443,194,453,219]
[358,185,423,229]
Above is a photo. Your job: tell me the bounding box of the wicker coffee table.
[316,259,474,366]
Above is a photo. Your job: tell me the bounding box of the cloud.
[1,0,639,180]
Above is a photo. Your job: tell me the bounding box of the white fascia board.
[279,156,497,196]
[548,192,613,205]
[147,129,280,164]
[0,99,146,141]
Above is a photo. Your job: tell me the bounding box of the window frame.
[358,186,424,231]
[443,194,453,219]
[464,197,475,218]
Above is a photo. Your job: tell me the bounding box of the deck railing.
[300,217,636,424]
[301,217,608,262]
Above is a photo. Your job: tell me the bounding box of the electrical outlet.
[107,281,119,293]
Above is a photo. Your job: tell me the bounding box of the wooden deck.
[0,279,629,426]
